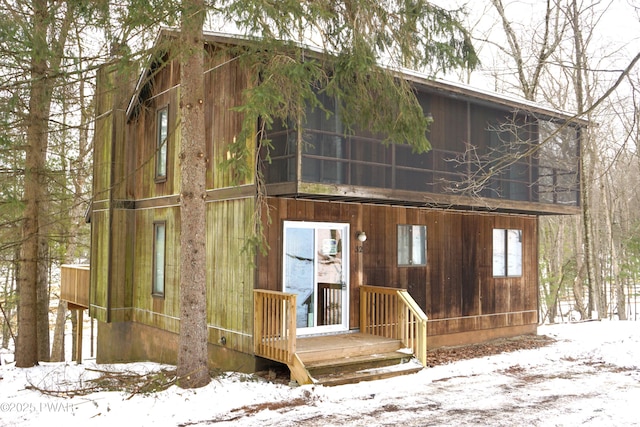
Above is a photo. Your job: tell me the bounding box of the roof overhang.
[125,27,588,127]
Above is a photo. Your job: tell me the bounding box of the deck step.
[305,350,413,376]
[310,358,424,387]
[296,334,404,363]
[286,333,424,386]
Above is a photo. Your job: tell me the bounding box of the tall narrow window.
[156,106,168,180]
[153,222,166,296]
[398,225,427,266]
[493,228,522,277]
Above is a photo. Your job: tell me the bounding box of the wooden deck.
[254,286,428,386]
[59,264,90,363]
[60,264,90,309]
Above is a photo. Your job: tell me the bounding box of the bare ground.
[426,333,555,367]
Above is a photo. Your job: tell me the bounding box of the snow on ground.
[1,320,639,427]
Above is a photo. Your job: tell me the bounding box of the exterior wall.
[132,206,181,333]
[206,197,256,354]
[91,46,257,367]
[90,64,136,323]
[257,197,538,347]
[259,197,364,328]
[91,38,553,367]
[96,321,265,373]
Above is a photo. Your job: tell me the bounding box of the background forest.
[1,0,639,364]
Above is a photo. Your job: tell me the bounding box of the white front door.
[283,221,349,335]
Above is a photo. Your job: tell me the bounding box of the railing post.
[287,295,296,363]
[254,292,263,355]
[398,298,406,345]
[360,286,368,334]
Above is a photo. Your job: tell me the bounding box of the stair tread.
[311,359,424,386]
[305,350,412,369]
[296,336,404,363]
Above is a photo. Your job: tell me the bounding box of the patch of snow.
[1,321,639,426]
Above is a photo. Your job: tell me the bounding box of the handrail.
[360,285,428,367]
[397,290,428,366]
[253,290,297,364]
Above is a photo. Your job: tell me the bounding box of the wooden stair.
[289,333,423,386]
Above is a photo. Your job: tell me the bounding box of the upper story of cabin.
[263,78,583,215]
[96,30,583,216]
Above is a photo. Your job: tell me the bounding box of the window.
[156,106,168,180]
[398,225,426,266]
[493,228,522,277]
[153,222,166,296]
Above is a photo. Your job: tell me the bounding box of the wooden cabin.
[89,29,583,384]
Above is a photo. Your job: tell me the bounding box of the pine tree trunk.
[16,0,74,368]
[16,0,50,367]
[177,0,210,389]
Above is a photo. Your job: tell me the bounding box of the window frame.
[152,221,167,297]
[397,224,427,267]
[492,228,523,277]
[155,105,169,182]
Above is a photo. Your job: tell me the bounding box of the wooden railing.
[317,282,343,326]
[254,290,297,364]
[60,264,90,309]
[360,285,428,366]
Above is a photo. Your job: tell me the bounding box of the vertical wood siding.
[131,207,181,332]
[257,197,538,336]
[206,49,253,189]
[207,198,256,354]
[131,58,181,200]
[91,64,136,322]
[90,210,110,321]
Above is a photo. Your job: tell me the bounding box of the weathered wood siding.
[92,44,256,359]
[206,48,253,189]
[257,197,538,338]
[127,48,251,200]
[90,64,136,322]
[206,198,256,354]
[132,56,181,200]
[131,206,180,332]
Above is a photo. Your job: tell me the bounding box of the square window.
[398,225,426,266]
[156,106,168,180]
[153,222,166,296]
[493,228,522,277]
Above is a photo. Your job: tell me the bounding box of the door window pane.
[284,228,315,328]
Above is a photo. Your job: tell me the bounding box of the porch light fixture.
[356,231,367,242]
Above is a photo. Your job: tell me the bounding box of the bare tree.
[464,0,640,322]
[489,0,567,101]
